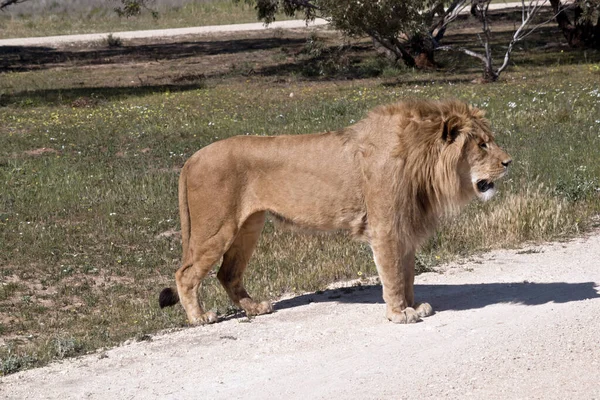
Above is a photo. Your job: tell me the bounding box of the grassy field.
[1,15,600,375]
[0,0,295,39]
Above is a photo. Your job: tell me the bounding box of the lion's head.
[439,102,512,204]
[363,99,512,238]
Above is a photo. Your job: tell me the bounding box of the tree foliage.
[239,0,469,68]
[550,0,600,48]
[0,0,26,11]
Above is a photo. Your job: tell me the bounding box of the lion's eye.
[479,142,488,149]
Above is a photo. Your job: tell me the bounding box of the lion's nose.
[502,159,512,168]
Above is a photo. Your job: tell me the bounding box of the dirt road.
[2,232,599,399]
[0,2,535,47]
[0,19,329,47]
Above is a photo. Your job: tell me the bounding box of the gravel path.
[2,233,599,399]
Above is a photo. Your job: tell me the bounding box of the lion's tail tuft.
[158,287,180,308]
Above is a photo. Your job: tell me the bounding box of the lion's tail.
[159,287,179,308]
[178,162,191,265]
[158,163,190,309]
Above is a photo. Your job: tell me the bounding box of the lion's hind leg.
[175,257,220,325]
[175,224,239,325]
[217,211,273,317]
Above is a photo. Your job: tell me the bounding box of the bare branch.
[0,0,27,11]
[430,0,470,43]
[437,45,488,63]
[437,0,558,81]
[442,0,471,26]
[515,2,565,42]
[497,0,555,75]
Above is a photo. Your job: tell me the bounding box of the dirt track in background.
[0,2,535,47]
[2,232,599,399]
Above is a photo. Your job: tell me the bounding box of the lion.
[159,99,512,324]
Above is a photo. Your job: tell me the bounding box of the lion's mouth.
[476,180,495,193]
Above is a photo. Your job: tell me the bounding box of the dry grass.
[430,182,586,258]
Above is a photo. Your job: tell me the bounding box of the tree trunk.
[370,33,437,70]
[414,51,436,69]
[409,34,437,69]
[370,36,417,69]
[481,55,498,82]
[482,66,498,82]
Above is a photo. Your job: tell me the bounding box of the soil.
[2,232,599,399]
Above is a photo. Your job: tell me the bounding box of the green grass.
[0,0,296,39]
[1,23,600,376]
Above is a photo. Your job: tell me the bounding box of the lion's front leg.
[402,250,434,319]
[371,242,433,323]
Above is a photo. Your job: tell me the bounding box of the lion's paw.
[241,299,273,316]
[258,300,274,314]
[414,302,434,318]
[386,307,421,324]
[189,311,218,325]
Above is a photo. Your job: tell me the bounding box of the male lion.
[159,99,511,324]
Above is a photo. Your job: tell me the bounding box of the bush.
[104,33,123,48]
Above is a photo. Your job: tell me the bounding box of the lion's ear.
[441,115,462,144]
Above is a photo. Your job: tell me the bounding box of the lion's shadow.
[273,281,600,312]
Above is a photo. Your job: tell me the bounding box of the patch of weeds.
[71,97,100,108]
[302,32,326,58]
[329,99,352,116]
[229,61,255,76]
[271,27,285,39]
[135,333,152,342]
[554,107,572,123]
[83,292,99,307]
[272,47,290,63]
[555,166,598,202]
[516,248,543,254]
[81,264,99,274]
[357,56,404,78]
[0,349,36,376]
[104,33,123,48]
[300,33,351,77]
[0,212,10,224]
[415,253,438,274]
[59,265,75,277]
[52,336,84,360]
[172,73,206,86]
[0,282,22,300]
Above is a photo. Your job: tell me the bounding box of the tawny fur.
[160,99,512,325]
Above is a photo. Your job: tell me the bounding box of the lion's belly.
[255,172,365,233]
[236,134,366,234]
